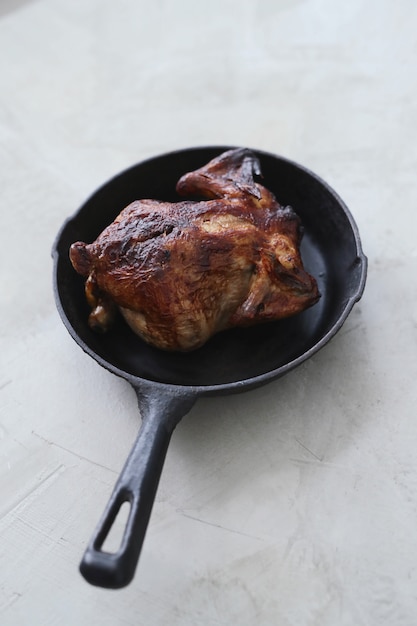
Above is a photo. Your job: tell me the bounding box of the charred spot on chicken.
[69,149,320,351]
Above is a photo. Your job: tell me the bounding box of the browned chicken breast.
[69,149,320,351]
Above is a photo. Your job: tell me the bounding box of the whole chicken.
[69,149,319,351]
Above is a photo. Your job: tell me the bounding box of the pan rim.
[52,145,367,396]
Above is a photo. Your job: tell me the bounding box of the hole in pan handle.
[79,386,196,589]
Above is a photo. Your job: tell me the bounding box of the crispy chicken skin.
[69,149,320,351]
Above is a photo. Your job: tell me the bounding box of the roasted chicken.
[69,149,319,351]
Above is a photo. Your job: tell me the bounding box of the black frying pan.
[52,146,367,589]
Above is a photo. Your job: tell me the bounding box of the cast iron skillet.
[52,146,367,589]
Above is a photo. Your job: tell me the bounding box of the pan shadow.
[167,307,369,504]
[0,0,39,18]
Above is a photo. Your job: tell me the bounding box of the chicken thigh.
[69,149,319,351]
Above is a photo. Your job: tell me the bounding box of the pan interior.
[54,147,365,389]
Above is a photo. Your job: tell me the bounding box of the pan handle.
[79,387,196,589]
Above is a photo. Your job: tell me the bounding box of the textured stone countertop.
[1,1,417,624]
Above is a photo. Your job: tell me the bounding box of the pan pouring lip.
[52,146,367,588]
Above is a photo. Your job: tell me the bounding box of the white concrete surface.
[1,0,417,624]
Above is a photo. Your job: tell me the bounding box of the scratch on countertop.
[11,437,30,451]
[0,379,12,391]
[14,513,61,541]
[0,464,66,522]
[0,591,22,612]
[295,437,323,462]
[290,457,351,470]
[177,509,265,542]
[31,430,118,475]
